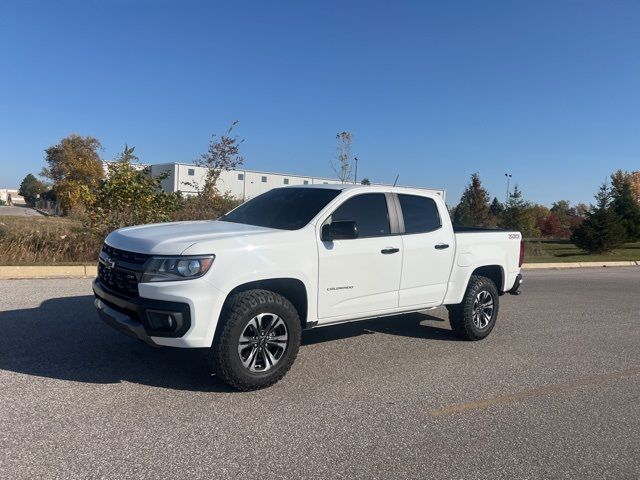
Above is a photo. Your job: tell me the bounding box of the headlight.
[141,255,215,282]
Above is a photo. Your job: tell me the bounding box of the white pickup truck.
[93,184,524,390]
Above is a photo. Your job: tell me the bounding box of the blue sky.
[1,0,638,206]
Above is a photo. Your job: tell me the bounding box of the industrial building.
[0,189,24,205]
[149,163,445,201]
[150,163,343,201]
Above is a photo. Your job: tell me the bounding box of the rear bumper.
[93,279,192,344]
[508,273,523,295]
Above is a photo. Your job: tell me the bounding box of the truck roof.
[282,183,445,197]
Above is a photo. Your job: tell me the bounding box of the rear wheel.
[210,289,301,391]
[447,275,499,340]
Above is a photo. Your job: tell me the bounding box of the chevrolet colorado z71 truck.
[93,184,524,390]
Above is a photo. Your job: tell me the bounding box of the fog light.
[146,310,182,331]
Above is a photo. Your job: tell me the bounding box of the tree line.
[18,124,244,237]
[452,171,640,253]
[16,127,640,255]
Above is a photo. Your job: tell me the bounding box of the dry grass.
[0,216,102,265]
[0,195,240,265]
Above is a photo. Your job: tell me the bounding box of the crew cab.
[93,184,524,390]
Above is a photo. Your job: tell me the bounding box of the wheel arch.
[470,265,505,293]
[222,277,309,328]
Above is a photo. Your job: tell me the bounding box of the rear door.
[396,193,455,307]
[317,193,402,319]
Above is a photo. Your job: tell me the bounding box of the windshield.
[220,187,341,230]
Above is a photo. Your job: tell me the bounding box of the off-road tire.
[210,289,301,391]
[447,275,499,341]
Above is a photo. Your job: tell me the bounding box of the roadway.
[0,205,42,216]
[0,268,638,478]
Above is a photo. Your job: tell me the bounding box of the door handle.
[381,247,400,254]
[435,243,450,250]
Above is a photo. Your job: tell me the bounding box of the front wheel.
[447,275,499,340]
[210,289,301,391]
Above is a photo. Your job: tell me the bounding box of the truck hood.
[105,220,276,255]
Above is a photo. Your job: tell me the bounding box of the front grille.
[97,244,151,298]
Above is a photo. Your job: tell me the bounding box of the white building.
[149,163,446,202]
[150,163,344,201]
[102,161,150,176]
[0,189,24,205]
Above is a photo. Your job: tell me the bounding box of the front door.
[317,193,402,320]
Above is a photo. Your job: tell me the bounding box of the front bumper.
[94,298,159,346]
[93,279,192,345]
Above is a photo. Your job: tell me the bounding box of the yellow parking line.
[430,367,640,417]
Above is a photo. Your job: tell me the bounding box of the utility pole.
[354,157,359,184]
[505,173,512,203]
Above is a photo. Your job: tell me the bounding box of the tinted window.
[238,173,244,180]
[331,193,390,237]
[221,188,341,230]
[188,168,195,176]
[398,194,441,234]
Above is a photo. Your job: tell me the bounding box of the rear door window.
[398,194,441,234]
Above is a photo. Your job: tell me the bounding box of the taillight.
[519,240,525,267]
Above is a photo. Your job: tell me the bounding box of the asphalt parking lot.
[1,268,639,479]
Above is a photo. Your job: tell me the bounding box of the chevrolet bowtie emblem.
[104,257,116,269]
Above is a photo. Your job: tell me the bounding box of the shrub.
[172,192,241,221]
[86,146,181,237]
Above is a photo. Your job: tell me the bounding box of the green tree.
[574,203,589,218]
[194,121,244,198]
[86,145,180,235]
[499,185,538,237]
[570,183,627,253]
[527,204,548,238]
[550,199,571,221]
[610,171,640,242]
[453,173,493,227]
[489,197,503,217]
[18,173,46,206]
[41,134,104,215]
[360,178,371,185]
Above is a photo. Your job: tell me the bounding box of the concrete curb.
[0,262,638,279]
[522,261,640,269]
[0,265,97,279]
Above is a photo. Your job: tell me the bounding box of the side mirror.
[321,221,358,241]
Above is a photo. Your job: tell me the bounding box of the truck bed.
[453,226,517,233]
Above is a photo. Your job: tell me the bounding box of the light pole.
[504,173,512,203]
[354,157,359,184]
